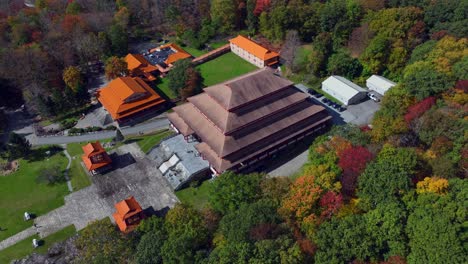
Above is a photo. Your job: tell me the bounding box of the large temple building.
[113,196,145,233]
[97,77,166,123]
[168,68,331,175]
[229,35,279,68]
[81,141,112,175]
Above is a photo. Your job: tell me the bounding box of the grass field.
[133,129,174,153]
[0,148,69,241]
[154,78,177,100]
[175,180,212,210]
[196,52,257,87]
[0,225,76,264]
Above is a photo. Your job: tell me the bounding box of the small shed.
[366,75,396,95]
[322,76,366,105]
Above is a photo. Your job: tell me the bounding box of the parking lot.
[295,84,381,126]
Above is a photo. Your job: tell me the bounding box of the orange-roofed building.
[113,196,146,233]
[229,35,279,68]
[81,141,112,174]
[97,77,166,123]
[148,43,192,65]
[125,54,158,81]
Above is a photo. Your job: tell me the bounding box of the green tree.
[209,172,263,214]
[7,132,31,160]
[326,49,363,79]
[211,0,236,33]
[364,202,408,259]
[136,232,165,264]
[166,59,196,96]
[75,219,134,264]
[108,24,128,56]
[218,200,281,243]
[161,204,209,263]
[251,236,305,264]
[405,179,467,263]
[65,1,82,15]
[315,215,375,263]
[357,145,417,210]
[402,61,454,100]
[104,56,128,80]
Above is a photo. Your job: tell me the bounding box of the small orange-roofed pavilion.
[97,76,166,123]
[125,54,158,81]
[113,196,145,233]
[81,141,112,174]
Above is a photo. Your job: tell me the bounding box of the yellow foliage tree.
[62,66,82,91]
[416,177,449,195]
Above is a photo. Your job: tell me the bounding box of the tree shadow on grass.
[26,145,64,162]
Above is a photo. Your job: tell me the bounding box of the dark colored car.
[332,103,341,109]
[339,105,347,112]
[315,93,323,98]
[322,98,330,104]
[326,100,334,106]
[308,89,317,95]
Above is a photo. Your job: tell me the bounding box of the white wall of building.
[230,43,265,68]
[366,75,396,95]
[322,76,367,105]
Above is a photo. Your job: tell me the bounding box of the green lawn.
[66,143,92,191]
[154,78,177,100]
[196,52,257,87]
[0,148,69,241]
[0,225,76,264]
[175,180,212,210]
[183,46,206,57]
[133,129,174,153]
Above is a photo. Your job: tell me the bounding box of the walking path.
[0,227,36,251]
[61,144,73,192]
[27,118,170,146]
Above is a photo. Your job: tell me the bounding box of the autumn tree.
[404,96,436,123]
[62,66,83,92]
[279,175,323,236]
[104,56,128,80]
[180,67,202,101]
[281,30,300,73]
[416,177,449,194]
[338,146,374,198]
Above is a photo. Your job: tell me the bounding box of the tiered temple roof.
[81,141,112,171]
[168,68,331,173]
[97,77,165,121]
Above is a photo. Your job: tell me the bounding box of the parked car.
[368,93,380,102]
[339,105,347,112]
[308,89,318,95]
[326,100,334,106]
[315,93,323,98]
[332,103,341,109]
[322,98,330,104]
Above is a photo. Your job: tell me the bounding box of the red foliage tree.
[404,96,436,123]
[61,14,87,34]
[338,146,374,197]
[254,0,271,16]
[319,191,343,220]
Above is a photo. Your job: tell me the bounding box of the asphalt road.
[29,118,170,146]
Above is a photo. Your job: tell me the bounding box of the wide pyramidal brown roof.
[168,68,331,172]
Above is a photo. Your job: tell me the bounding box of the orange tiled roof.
[113,196,144,232]
[229,35,279,61]
[125,54,158,81]
[158,43,192,65]
[81,141,112,171]
[97,77,165,120]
